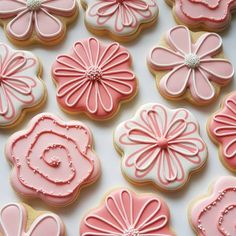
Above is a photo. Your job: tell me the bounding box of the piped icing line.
[190,176,236,236]
[0,42,45,127]
[5,113,100,207]
[114,103,207,191]
[0,202,64,236]
[52,37,137,120]
[147,25,234,104]
[80,188,175,236]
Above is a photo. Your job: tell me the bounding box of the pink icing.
[0,203,64,236]
[0,0,77,43]
[52,37,137,120]
[5,113,100,207]
[148,25,234,104]
[209,92,236,171]
[80,188,174,236]
[191,176,236,236]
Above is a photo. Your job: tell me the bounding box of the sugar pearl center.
[156,137,169,149]
[26,0,42,10]
[86,66,103,81]
[184,53,200,69]
[123,228,140,236]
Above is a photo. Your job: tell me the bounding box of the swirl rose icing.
[191,176,236,236]
[169,0,236,31]
[0,202,65,236]
[114,103,207,191]
[82,0,159,40]
[0,43,45,128]
[147,25,234,105]
[80,188,175,236]
[0,0,77,44]
[208,92,236,172]
[52,37,137,120]
[5,113,100,207]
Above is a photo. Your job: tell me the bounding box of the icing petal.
[86,82,99,113]
[0,0,26,16]
[89,0,118,17]
[87,37,100,66]
[224,139,236,159]
[125,0,149,11]
[42,0,76,15]
[0,86,9,115]
[97,82,113,112]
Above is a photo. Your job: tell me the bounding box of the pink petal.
[89,0,118,17]
[97,82,113,112]
[86,82,98,113]
[115,6,125,32]
[121,5,133,26]
[86,37,100,66]
[224,139,236,159]
[0,0,26,17]
[125,0,149,11]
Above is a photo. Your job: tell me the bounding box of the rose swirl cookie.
[80,188,175,236]
[81,0,159,42]
[52,37,137,120]
[190,176,236,236]
[114,103,207,191]
[147,25,234,106]
[5,113,101,207]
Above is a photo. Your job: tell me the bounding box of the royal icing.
[191,176,236,236]
[170,0,236,31]
[5,113,100,207]
[80,188,175,236]
[52,37,137,120]
[148,25,234,104]
[0,43,44,127]
[114,103,207,191]
[0,0,77,43]
[82,0,159,39]
[0,203,64,236]
[209,92,236,171]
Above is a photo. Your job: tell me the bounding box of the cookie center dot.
[26,0,42,10]
[184,53,200,69]
[156,137,169,149]
[123,228,140,236]
[86,66,103,81]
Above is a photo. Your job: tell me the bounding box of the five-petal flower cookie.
[147,25,234,105]
[5,113,101,207]
[114,103,207,191]
[52,37,137,120]
[80,188,175,236]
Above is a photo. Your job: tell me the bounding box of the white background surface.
[0,1,236,235]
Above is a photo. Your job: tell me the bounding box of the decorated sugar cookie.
[114,103,207,191]
[0,0,78,45]
[147,25,234,105]
[0,202,65,236]
[81,0,159,42]
[80,188,175,236]
[167,0,236,32]
[208,92,236,172]
[5,113,101,207]
[52,37,137,120]
[0,43,45,128]
[190,176,236,236]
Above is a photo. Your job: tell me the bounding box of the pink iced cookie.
[5,113,101,207]
[147,25,234,105]
[208,92,236,172]
[52,37,137,120]
[168,0,236,31]
[80,188,175,236]
[114,103,207,191]
[0,202,65,236]
[190,176,236,236]
[0,0,78,45]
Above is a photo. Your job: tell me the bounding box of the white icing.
[184,53,200,69]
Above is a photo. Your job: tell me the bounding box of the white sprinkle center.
[184,53,200,69]
[26,0,42,10]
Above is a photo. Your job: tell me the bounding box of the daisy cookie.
[0,0,78,46]
[0,43,45,128]
[167,0,236,32]
[80,188,175,236]
[81,0,159,42]
[190,176,236,236]
[0,202,65,236]
[147,25,234,106]
[5,113,101,207]
[114,103,207,191]
[52,37,137,120]
[208,92,236,172]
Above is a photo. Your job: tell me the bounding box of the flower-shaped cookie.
[168,0,236,31]
[52,37,137,120]
[147,25,234,105]
[208,92,236,172]
[0,0,78,45]
[80,188,175,236]
[191,176,236,235]
[0,43,45,128]
[5,113,100,207]
[81,0,159,41]
[114,103,207,191]
[0,203,65,236]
